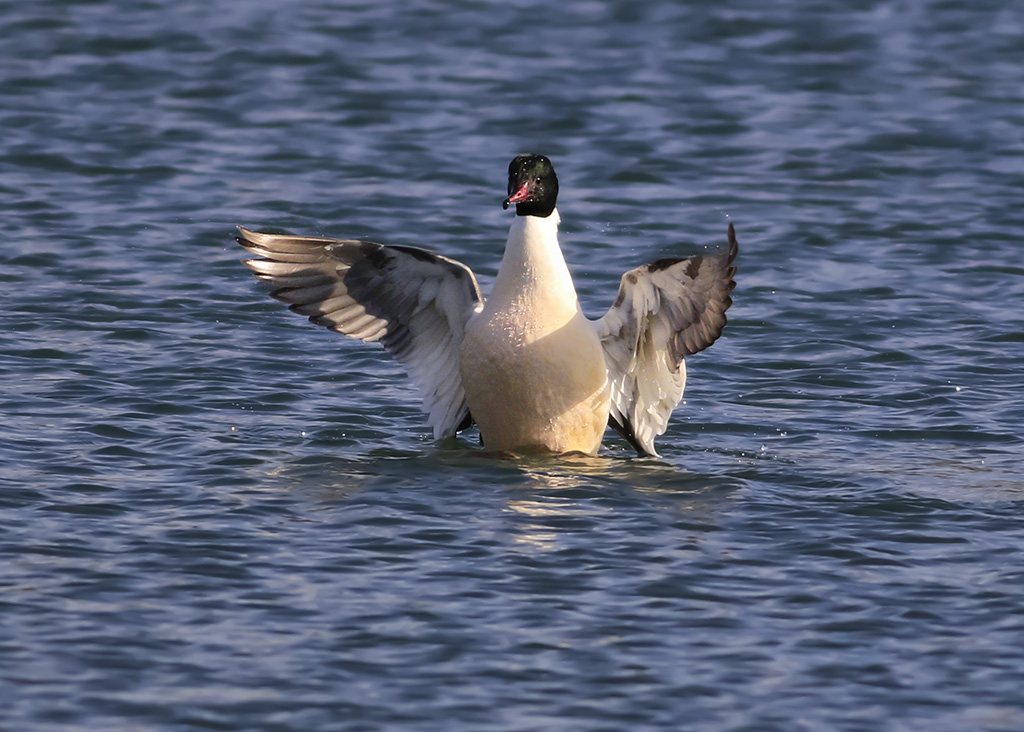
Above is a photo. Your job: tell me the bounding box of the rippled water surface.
[3,1,1024,730]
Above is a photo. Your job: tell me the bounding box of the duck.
[237,154,737,457]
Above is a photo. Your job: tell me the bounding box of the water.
[3,0,1024,729]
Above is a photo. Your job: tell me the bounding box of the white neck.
[489,209,578,316]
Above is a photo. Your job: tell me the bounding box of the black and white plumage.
[238,154,737,457]
[237,228,483,439]
[596,226,738,455]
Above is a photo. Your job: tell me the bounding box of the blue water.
[3,1,1024,730]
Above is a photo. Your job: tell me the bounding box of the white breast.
[460,211,610,454]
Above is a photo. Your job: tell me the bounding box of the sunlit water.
[2,1,1024,730]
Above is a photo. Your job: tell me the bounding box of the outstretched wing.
[593,223,737,457]
[237,227,484,439]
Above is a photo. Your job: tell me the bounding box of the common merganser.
[238,154,736,456]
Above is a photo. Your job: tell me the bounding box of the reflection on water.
[504,453,741,550]
[505,496,602,551]
[505,457,612,552]
[238,445,744,555]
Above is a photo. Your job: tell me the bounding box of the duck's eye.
[535,176,543,183]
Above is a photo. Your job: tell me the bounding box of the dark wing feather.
[237,227,483,439]
[594,223,738,456]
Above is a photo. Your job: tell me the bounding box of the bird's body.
[460,211,610,454]
[238,154,737,457]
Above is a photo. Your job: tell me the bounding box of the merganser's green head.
[503,154,558,218]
